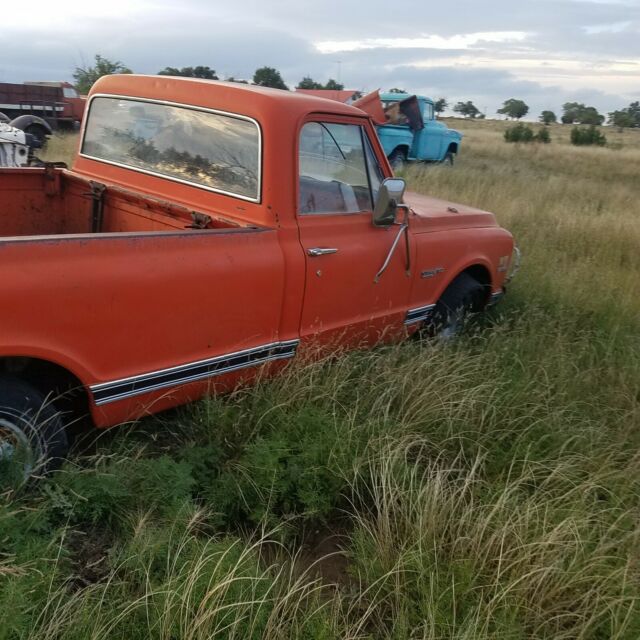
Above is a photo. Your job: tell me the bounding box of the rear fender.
[9,115,53,135]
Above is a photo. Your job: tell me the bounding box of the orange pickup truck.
[0,75,518,476]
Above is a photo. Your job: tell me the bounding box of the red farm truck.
[0,75,519,480]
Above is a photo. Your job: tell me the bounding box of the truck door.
[412,101,443,161]
[296,119,414,349]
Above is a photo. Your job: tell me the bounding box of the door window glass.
[299,122,373,214]
[423,103,434,121]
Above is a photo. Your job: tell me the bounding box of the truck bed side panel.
[0,229,287,426]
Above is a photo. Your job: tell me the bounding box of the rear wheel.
[388,148,407,172]
[24,124,49,147]
[0,377,68,487]
[425,273,485,339]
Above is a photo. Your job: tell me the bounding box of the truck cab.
[358,91,462,169]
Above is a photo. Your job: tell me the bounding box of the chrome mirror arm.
[374,204,411,283]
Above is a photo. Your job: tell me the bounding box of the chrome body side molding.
[404,303,436,325]
[90,340,299,405]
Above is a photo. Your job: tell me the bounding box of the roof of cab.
[379,92,433,103]
[90,75,366,122]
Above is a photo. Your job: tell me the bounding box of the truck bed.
[0,167,250,237]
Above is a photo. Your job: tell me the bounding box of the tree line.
[453,97,639,129]
[73,55,342,95]
[72,55,639,129]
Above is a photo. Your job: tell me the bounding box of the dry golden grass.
[40,132,79,166]
[407,121,640,330]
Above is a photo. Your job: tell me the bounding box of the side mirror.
[373,177,406,227]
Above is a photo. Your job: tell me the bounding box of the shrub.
[536,127,551,143]
[570,125,606,146]
[504,123,551,143]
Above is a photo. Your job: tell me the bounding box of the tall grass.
[39,133,78,166]
[2,123,639,638]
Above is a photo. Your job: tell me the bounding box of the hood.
[404,191,497,232]
[352,90,386,124]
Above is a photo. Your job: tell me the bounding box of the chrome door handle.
[307,247,338,257]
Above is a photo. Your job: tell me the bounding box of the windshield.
[81,96,261,201]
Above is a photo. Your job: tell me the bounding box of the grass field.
[2,122,639,639]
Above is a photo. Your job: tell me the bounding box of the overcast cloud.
[1,0,638,118]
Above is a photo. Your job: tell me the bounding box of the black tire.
[426,273,485,339]
[0,376,68,485]
[442,151,455,166]
[24,124,49,147]
[388,148,407,172]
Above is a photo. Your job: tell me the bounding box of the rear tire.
[388,148,407,172]
[0,377,68,486]
[24,124,49,147]
[426,273,485,339]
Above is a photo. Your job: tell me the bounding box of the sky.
[2,0,639,119]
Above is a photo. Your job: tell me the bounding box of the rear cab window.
[81,96,261,202]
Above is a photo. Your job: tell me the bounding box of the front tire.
[426,273,485,339]
[442,151,455,166]
[0,377,68,486]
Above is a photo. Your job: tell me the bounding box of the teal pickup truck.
[355,91,463,170]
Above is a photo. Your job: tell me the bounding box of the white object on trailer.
[0,123,31,167]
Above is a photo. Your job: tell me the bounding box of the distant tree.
[608,102,640,129]
[324,78,344,91]
[580,106,605,125]
[434,98,447,115]
[253,67,288,90]
[388,87,407,94]
[561,102,581,124]
[539,110,557,125]
[158,66,218,79]
[226,77,249,84]
[297,76,323,90]
[629,101,640,126]
[561,102,604,125]
[608,110,633,129]
[497,98,529,120]
[297,77,345,91]
[453,100,481,118]
[73,54,132,94]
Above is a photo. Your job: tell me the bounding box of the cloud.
[0,0,636,118]
[315,32,529,54]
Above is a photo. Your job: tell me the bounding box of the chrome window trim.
[80,93,263,204]
[297,121,373,217]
